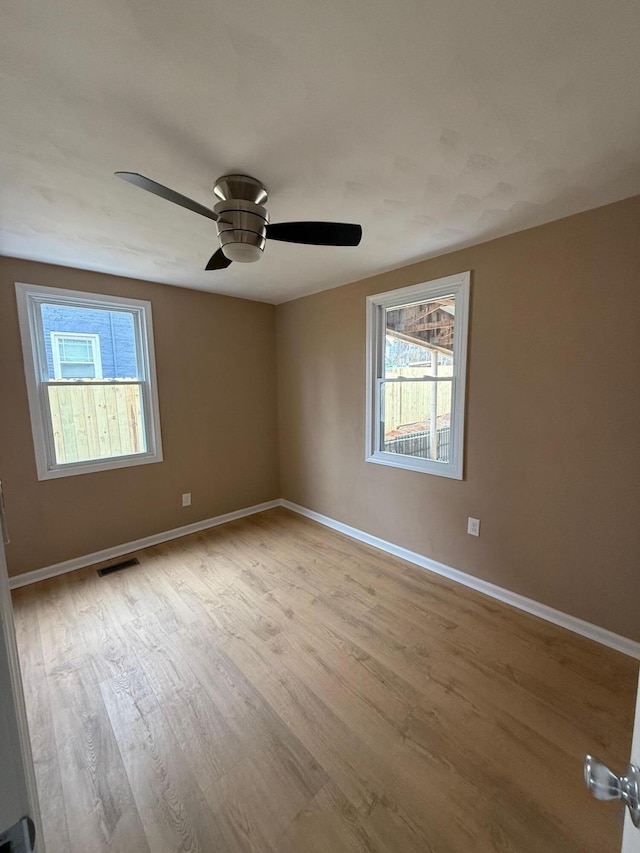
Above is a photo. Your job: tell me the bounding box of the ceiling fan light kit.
[213,175,269,263]
[115,170,362,272]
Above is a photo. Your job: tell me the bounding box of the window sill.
[36,451,163,481]
[365,451,462,480]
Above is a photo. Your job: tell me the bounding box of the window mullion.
[42,380,145,387]
[381,376,453,384]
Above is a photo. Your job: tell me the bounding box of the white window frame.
[365,271,470,479]
[50,332,103,379]
[15,283,163,480]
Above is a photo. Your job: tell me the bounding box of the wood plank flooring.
[11,507,639,852]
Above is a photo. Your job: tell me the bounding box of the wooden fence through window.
[47,383,144,464]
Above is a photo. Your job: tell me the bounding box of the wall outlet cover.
[467,517,480,536]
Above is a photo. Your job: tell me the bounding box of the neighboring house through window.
[15,283,163,479]
[51,333,103,379]
[366,271,470,479]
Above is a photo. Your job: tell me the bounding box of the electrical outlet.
[182,493,191,507]
[467,517,480,537]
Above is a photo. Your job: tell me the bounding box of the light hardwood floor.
[11,507,639,853]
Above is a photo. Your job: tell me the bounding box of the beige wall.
[0,257,279,576]
[2,198,639,641]
[277,195,640,642]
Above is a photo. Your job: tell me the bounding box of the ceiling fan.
[115,172,362,270]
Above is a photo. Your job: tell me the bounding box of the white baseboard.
[281,500,640,660]
[10,495,640,660]
[8,499,282,590]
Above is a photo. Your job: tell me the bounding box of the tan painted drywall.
[277,195,640,642]
[0,257,279,576]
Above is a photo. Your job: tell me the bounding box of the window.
[51,333,103,379]
[15,283,163,479]
[366,271,470,479]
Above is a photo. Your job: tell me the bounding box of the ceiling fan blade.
[266,221,362,246]
[115,172,221,222]
[205,248,232,271]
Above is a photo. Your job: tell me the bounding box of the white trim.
[15,282,163,480]
[622,672,640,852]
[365,271,470,480]
[8,500,281,590]
[8,495,639,660]
[0,530,46,850]
[281,500,640,660]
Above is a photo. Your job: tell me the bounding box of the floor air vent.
[97,557,140,577]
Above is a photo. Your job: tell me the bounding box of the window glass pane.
[59,362,96,379]
[381,379,452,463]
[59,338,93,362]
[47,383,146,465]
[40,303,140,380]
[384,295,455,378]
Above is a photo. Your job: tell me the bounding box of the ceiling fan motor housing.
[213,174,269,263]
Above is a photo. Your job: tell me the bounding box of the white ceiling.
[2,0,640,304]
